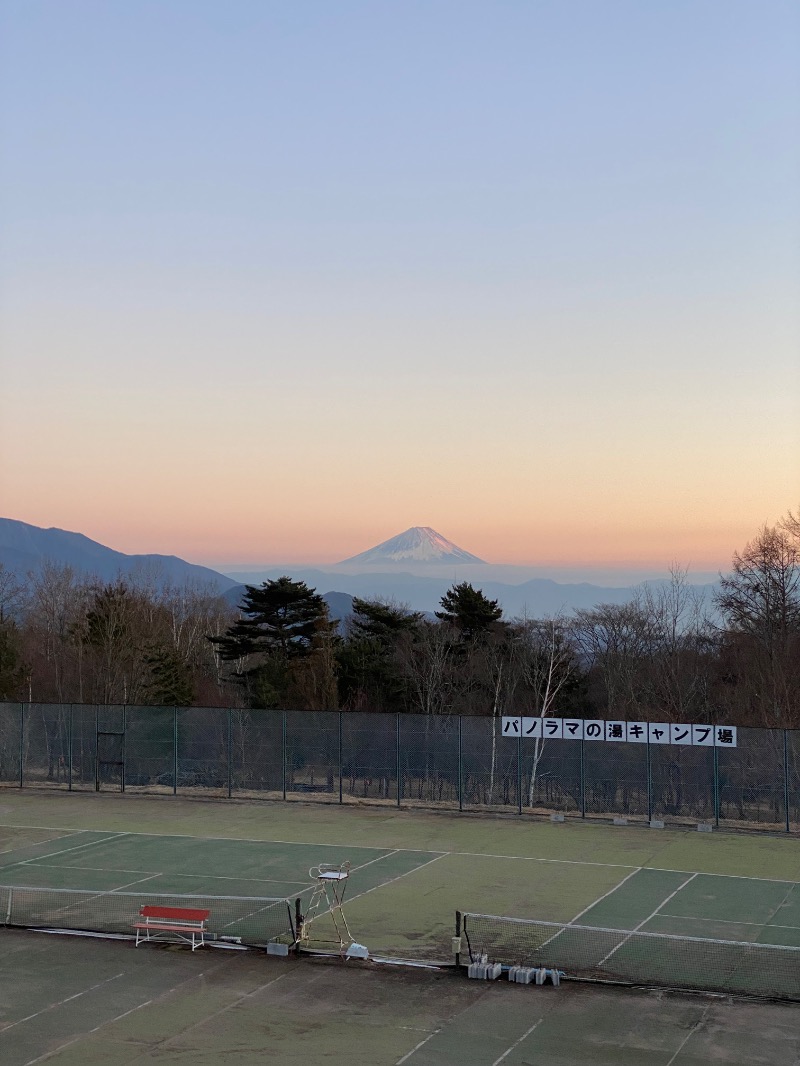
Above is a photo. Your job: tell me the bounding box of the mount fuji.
[338,527,485,566]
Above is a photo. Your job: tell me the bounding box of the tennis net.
[459,911,800,1001]
[1,885,297,947]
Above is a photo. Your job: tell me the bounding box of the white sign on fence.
[500,717,737,748]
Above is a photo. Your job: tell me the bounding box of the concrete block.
[649,819,665,829]
[613,817,628,826]
[267,942,289,956]
[697,823,714,833]
[550,813,565,823]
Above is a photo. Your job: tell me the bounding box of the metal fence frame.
[1,703,798,833]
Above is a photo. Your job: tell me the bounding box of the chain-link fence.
[1,703,798,832]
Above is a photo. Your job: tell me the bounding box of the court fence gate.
[1,703,798,833]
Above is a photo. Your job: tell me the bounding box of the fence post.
[713,744,720,827]
[68,704,73,791]
[646,735,652,823]
[517,732,522,815]
[396,713,401,807]
[580,736,586,818]
[338,711,343,805]
[282,710,287,801]
[94,705,100,792]
[173,708,178,796]
[227,709,232,799]
[19,703,24,788]
[784,729,791,834]
[458,715,463,811]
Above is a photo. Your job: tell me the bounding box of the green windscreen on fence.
[0,885,297,947]
[2,703,800,832]
[460,911,800,1001]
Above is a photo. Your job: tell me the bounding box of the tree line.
[0,508,798,729]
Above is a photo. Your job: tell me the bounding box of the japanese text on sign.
[500,717,736,747]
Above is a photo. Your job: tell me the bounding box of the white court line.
[2,822,798,884]
[597,873,698,967]
[19,959,289,1065]
[346,853,449,906]
[5,833,129,873]
[764,881,798,929]
[537,866,643,950]
[22,864,311,888]
[395,1027,442,1065]
[352,849,400,873]
[566,866,643,925]
[1,972,125,1033]
[44,872,164,919]
[305,853,450,928]
[664,1003,713,1066]
[21,996,155,1066]
[155,972,290,1048]
[491,1018,544,1066]
[658,912,800,933]
[24,863,161,875]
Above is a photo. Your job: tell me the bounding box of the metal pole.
[458,715,463,812]
[455,910,462,967]
[68,704,73,791]
[121,706,126,793]
[396,713,401,807]
[713,744,720,827]
[784,729,791,834]
[173,707,178,796]
[517,732,522,815]
[227,709,232,799]
[19,703,24,788]
[580,736,586,818]
[282,710,287,801]
[95,705,100,791]
[294,897,303,944]
[646,735,652,823]
[338,711,343,805]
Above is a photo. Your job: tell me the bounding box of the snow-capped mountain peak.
[339,527,485,565]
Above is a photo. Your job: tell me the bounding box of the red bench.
[133,905,210,951]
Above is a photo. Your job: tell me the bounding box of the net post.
[455,910,462,966]
[294,896,303,943]
[784,729,791,834]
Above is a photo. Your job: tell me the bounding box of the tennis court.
[1,791,800,1065]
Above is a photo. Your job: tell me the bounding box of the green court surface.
[1,791,800,1065]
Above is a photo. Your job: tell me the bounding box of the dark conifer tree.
[435,582,503,642]
[210,577,334,707]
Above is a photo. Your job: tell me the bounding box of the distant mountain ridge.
[0,518,238,592]
[340,526,484,565]
[223,564,718,619]
[0,518,719,620]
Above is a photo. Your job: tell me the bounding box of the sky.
[1,0,798,576]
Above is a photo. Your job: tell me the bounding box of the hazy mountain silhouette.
[0,518,238,592]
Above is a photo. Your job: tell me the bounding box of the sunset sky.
[1,1,798,576]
